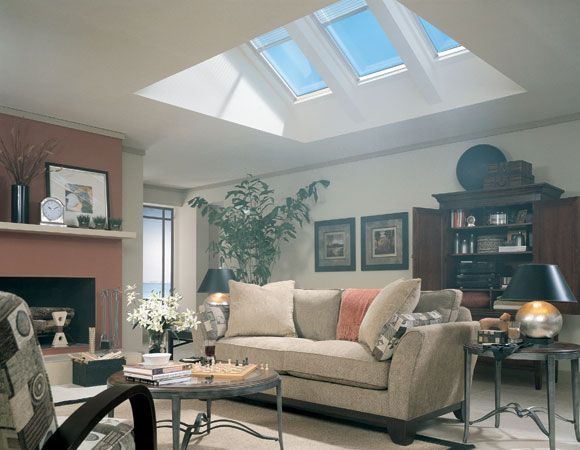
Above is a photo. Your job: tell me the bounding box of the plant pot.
[77,217,91,228]
[11,184,29,223]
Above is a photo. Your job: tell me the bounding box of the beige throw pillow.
[225,280,296,338]
[358,278,422,349]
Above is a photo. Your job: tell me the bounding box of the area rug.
[56,398,473,449]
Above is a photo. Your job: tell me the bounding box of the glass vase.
[147,330,168,354]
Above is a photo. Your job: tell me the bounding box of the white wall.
[122,152,144,352]
[192,119,580,349]
[143,185,198,311]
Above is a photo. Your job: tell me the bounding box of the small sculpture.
[479,312,511,332]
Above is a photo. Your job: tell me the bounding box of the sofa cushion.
[371,310,442,361]
[226,280,296,338]
[293,289,342,341]
[336,288,380,341]
[284,340,389,389]
[199,300,229,342]
[414,289,462,323]
[358,279,421,349]
[216,336,313,372]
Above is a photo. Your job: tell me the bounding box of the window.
[143,206,173,297]
[418,17,461,55]
[250,27,328,97]
[315,0,403,78]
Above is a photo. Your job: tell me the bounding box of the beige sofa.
[194,288,478,445]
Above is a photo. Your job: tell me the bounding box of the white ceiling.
[1,0,580,189]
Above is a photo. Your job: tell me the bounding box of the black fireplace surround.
[0,277,95,346]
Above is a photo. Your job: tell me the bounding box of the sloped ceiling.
[1,0,579,188]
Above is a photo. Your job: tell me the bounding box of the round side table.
[463,342,580,450]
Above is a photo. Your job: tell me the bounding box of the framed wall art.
[361,212,408,271]
[314,218,356,272]
[45,163,110,226]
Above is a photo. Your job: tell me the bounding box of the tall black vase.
[11,184,30,223]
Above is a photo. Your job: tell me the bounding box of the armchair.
[0,291,157,450]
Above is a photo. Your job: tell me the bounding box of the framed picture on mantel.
[45,163,110,226]
[315,218,356,272]
[361,212,408,271]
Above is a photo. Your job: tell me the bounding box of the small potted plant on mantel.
[0,119,59,223]
[77,214,91,228]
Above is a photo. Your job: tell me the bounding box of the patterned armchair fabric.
[0,291,57,449]
[0,292,136,450]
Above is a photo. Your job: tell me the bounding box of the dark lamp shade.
[197,268,236,294]
[502,264,576,303]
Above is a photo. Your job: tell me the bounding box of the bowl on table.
[142,353,171,367]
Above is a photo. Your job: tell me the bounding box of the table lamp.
[502,264,576,344]
[197,268,236,305]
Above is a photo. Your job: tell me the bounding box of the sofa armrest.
[387,321,479,420]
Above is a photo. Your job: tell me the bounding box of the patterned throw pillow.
[371,310,442,361]
[198,300,230,341]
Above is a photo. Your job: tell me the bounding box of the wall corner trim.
[0,105,125,140]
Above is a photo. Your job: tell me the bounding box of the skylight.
[250,27,328,97]
[418,17,462,55]
[315,0,403,78]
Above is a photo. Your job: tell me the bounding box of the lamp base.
[523,336,555,346]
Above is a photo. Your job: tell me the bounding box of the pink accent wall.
[0,113,124,345]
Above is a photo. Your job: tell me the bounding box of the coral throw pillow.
[336,288,381,341]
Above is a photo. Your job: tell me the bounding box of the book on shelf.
[122,362,191,376]
[125,375,192,386]
[122,369,192,381]
[493,300,524,311]
[498,245,528,253]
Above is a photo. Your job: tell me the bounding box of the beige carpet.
[56,398,462,449]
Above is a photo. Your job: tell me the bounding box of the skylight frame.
[249,28,331,101]
[314,1,406,83]
[415,15,466,59]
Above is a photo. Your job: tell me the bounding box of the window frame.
[143,205,174,297]
[314,2,406,82]
[249,31,331,101]
[415,15,466,59]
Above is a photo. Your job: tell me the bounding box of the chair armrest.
[387,321,479,420]
[44,384,156,450]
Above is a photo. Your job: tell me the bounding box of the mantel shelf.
[0,221,136,240]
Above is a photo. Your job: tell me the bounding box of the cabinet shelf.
[460,288,505,292]
[450,251,532,257]
[451,223,532,231]
[0,221,136,239]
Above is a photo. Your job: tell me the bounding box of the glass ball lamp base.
[516,300,563,344]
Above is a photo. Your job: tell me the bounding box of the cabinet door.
[533,197,579,314]
[412,207,444,290]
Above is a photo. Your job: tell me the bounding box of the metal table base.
[463,344,580,450]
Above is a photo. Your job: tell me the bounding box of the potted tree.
[189,175,329,285]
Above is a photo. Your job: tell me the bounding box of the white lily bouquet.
[126,285,200,353]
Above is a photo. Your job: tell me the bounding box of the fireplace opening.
[0,277,95,347]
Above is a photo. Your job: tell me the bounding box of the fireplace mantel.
[0,221,136,240]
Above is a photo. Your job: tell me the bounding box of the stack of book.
[123,362,192,385]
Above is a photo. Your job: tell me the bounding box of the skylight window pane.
[251,27,327,97]
[315,1,403,78]
[418,17,461,54]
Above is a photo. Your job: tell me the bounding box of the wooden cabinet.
[413,184,579,318]
[413,184,579,389]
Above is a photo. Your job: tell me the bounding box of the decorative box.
[477,235,504,253]
[73,358,126,386]
[477,330,507,345]
[484,160,535,189]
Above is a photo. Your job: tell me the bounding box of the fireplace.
[0,277,96,348]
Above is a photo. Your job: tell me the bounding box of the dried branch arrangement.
[0,119,58,185]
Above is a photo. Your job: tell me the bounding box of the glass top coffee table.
[108,367,283,450]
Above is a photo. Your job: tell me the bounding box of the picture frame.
[361,212,408,271]
[314,218,356,272]
[45,162,110,226]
